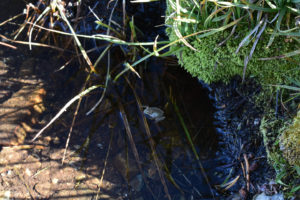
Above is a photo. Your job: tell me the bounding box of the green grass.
[165,0,300,85]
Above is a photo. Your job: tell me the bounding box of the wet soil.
[210,77,276,199]
[0,1,278,200]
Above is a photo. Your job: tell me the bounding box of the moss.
[260,112,290,166]
[166,26,300,87]
[259,110,300,196]
[165,1,300,87]
[279,110,300,166]
[259,112,296,188]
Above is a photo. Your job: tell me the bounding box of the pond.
[0,1,275,200]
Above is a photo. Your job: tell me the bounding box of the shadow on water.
[0,1,261,200]
[0,0,26,22]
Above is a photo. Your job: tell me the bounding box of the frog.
[143,106,165,123]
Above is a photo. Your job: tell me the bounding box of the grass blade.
[55,2,96,73]
[172,100,215,199]
[31,85,103,141]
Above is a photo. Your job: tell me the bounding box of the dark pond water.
[0,0,25,22]
[0,1,273,200]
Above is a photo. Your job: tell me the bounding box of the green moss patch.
[279,110,300,167]
[166,25,299,87]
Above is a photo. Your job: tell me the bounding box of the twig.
[55,1,96,73]
[0,13,24,27]
[0,41,17,49]
[0,34,66,52]
[243,154,250,191]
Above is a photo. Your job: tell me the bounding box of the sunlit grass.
[165,0,300,81]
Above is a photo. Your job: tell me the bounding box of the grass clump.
[167,26,299,85]
[165,0,300,86]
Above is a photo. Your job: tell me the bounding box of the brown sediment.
[0,61,46,146]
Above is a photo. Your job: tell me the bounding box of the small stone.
[253,193,284,200]
[6,170,12,177]
[73,144,81,149]
[25,168,32,176]
[52,178,59,184]
[254,118,260,126]
[226,193,242,200]
[43,136,52,145]
[53,137,60,144]
[97,143,103,149]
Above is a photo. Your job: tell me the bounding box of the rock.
[52,178,59,184]
[226,193,243,200]
[253,193,284,200]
